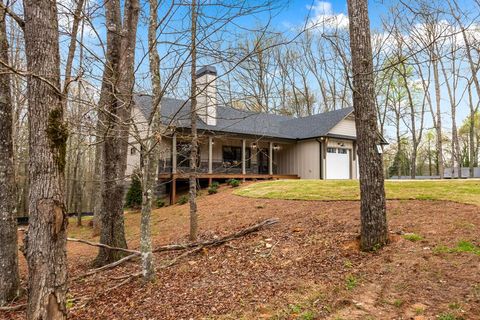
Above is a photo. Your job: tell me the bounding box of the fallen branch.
[161,246,204,268]
[153,218,279,253]
[0,303,27,312]
[72,218,279,281]
[71,253,139,281]
[67,237,140,255]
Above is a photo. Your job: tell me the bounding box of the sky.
[270,0,477,137]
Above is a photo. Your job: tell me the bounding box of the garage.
[326,147,350,179]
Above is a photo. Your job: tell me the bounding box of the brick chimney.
[196,65,217,126]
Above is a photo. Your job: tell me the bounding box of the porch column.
[208,136,213,174]
[241,139,246,175]
[172,133,177,174]
[268,141,273,175]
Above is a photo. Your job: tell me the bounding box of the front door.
[257,149,269,174]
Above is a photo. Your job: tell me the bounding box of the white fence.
[444,167,480,178]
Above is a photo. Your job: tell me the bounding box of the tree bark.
[347,0,388,251]
[95,0,140,266]
[189,0,199,241]
[23,0,68,317]
[0,1,20,306]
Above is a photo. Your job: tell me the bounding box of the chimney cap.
[196,65,217,78]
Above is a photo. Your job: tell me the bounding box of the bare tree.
[138,0,164,281]
[23,0,69,316]
[189,0,199,241]
[347,0,388,250]
[95,0,140,266]
[449,0,480,177]
[0,0,19,306]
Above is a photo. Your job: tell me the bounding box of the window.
[338,148,348,154]
[222,146,251,168]
[130,147,137,155]
[327,147,336,153]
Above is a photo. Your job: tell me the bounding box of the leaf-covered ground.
[2,183,480,319]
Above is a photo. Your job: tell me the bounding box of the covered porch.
[158,133,299,203]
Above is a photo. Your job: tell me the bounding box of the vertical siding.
[275,140,321,178]
[276,144,296,175]
[271,140,316,179]
[296,140,320,179]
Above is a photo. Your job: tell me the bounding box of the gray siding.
[277,140,320,179]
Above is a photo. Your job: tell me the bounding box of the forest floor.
[2,182,480,320]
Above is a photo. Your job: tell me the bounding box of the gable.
[328,118,356,137]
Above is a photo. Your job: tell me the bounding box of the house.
[127,66,362,203]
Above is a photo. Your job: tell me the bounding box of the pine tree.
[125,172,142,209]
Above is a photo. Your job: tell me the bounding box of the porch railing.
[158,159,277,175]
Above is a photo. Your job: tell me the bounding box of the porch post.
[242,139,246,175]
[268,141,273,175]
[172,133,177,174]
[208,136,213,174]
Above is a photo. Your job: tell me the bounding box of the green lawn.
[234,179,480,206]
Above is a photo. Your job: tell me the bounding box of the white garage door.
[326,147,350,179]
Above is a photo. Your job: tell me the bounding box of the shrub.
[177,195,188,205]
[156,198,165,208]
[229,179,240,188]
[208,186,218,195]
[210,181,220,188]
[125,173,142,208]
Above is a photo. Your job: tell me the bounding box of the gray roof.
[134,94,354,140]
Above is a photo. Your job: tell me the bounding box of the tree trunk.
[92,122,102,234]
[0,1,20,305]
[467,82,475,178]
[428,137,433,176]
[95,0,140,266]
[395,110,401,179]
[73,150,82,226]
[23,0,68,317]
[347,0,388,251]
[189,0,199,241]
[399,64,418,179]
[432,54,444,178]
[139,0,162,281]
